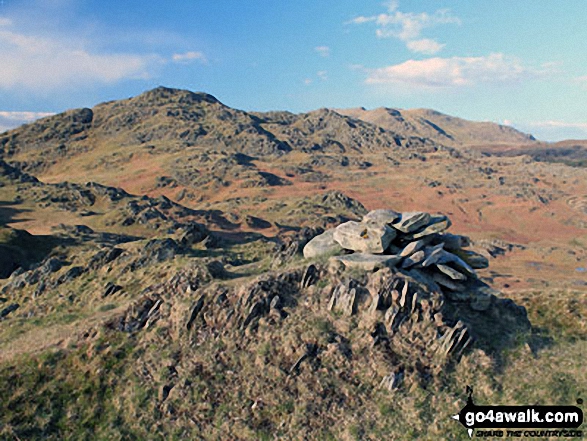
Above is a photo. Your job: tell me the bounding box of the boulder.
[332,253,401,272]
[303,229,344,259]
[392,212,431,233]
[362,209,401,226]
[333,221,396,253]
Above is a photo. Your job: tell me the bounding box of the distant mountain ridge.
[336,106,537,147]
[1,86,584,195]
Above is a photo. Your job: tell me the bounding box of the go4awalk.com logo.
[451,387,584,438]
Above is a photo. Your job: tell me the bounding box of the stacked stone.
[303,208,490,301]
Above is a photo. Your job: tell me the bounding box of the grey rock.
[332,253,402,272]
[392,212,431,233]
[401,250,425,268]
[456,249,489,269]
[399,239,428,257]
[470,291,493,311]
[39,257,63,276]
[301,264,319,288]
[187,294,206,330]
[103,282,122,298]
[303,229,343,259]
[56,266,85,285]
[333,221,396,253]
[436,233,471,251]
[178,222,208,246]
[269,295,281,310]
[421,243,446,267]
[436,321,472,359]
[380,370,404,391]
[436,264,467,281]
[362,209,401,226]
[408,215,452,239]
[437,251,476,276]
[328,280,368,316]
[0,303,19,319]
[431,272,465,292]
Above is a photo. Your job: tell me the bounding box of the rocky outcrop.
[304,208,531,358]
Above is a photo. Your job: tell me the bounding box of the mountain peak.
[134,86,221,106]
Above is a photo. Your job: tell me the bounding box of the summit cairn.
[303,208,531,373]
[304,208,486,281]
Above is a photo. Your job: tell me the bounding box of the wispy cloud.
[347,1,459,54]
[365,53,539,89]
[0,16,208,92]
[172,51,207,64]
[405,39,444,55]
[0,110,55,133]
[317,70,328,81]
[315,46,330,57]
[0,19,161,90]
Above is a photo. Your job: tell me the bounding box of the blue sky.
[1,0,586,141]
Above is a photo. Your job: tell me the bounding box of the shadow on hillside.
[0,232,73,279]
[0,201,33,226]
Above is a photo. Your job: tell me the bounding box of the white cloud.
[0,17,12,27]
[0,24,162,90]
[347,1,459,54]
[317,70,328,81]
[0,110,55,133]
[172,51,207,64]
[365,53,534,89]
[384,0,399,12]
[315,46,330,57]
[405,38,445,55]
[304,78,313,85]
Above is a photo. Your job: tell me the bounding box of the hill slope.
[0,87,586,440]
[337,106,537,147]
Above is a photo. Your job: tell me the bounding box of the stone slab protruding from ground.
[392,212,431,233]
[333,221,396,253]
[303,229,344,259]
[362,209,401,226]
[332,253,402,272]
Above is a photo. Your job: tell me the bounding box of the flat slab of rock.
[392,212,431,233]
[333,221,396,253]
[303,229,344,259]
[436,264,467,281]
[399,238,428,257]
[408,215,451,240]
[363,209,401,226]
[332,253,402,271]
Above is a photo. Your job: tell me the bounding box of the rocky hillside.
[337,106,536,147]
[0,87,586,439]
